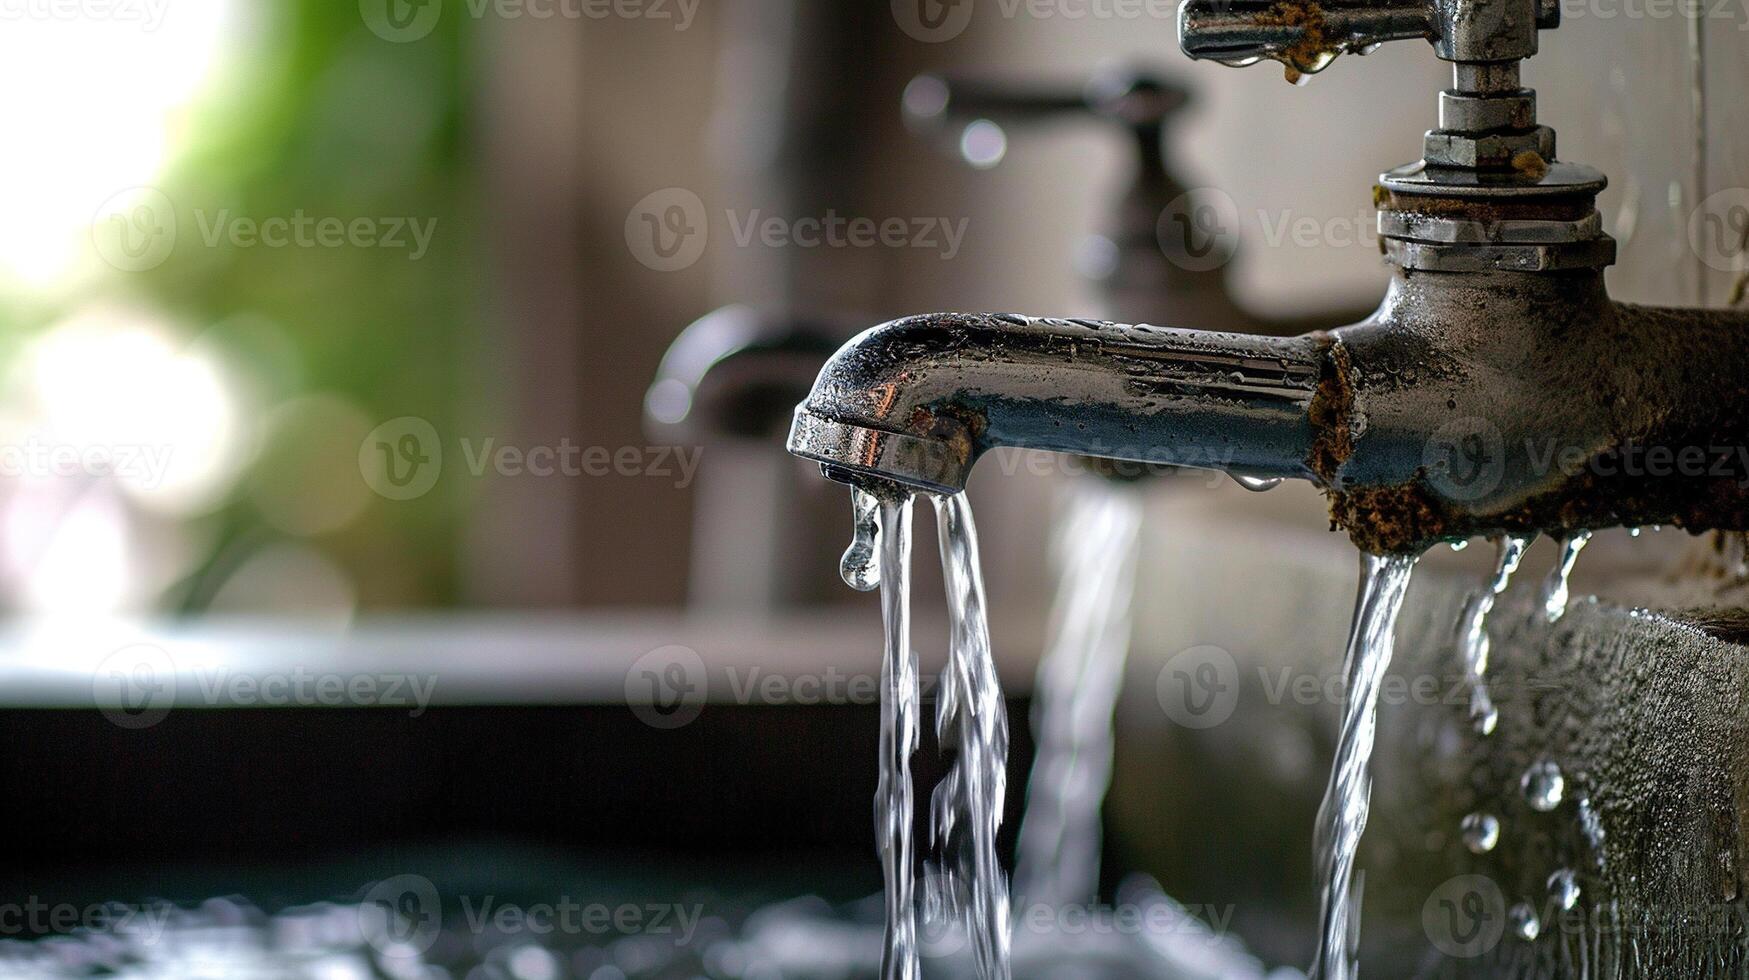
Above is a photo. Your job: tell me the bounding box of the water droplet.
[1547,868,1579,910]
[1232,474,1284,493]
[1510,903,1541,941]
[1461,813,1500,853]
[1540,531,1592,623]
[1522,760,1565,811]
[1470,696,1498,735]
[1456,535,1530,738]
[1629,526,1643,537]
[1577,795,1606,859]
[1450,539,1471,552]
[840,488,882,592]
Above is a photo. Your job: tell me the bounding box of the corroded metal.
[786,271,1749,553]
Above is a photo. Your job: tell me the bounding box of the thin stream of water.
[1012,485,1144,909]
[873,494,920,980]
[1312,552,1418,980]
[1540,531,1592,622]
[1456,535,1531,736]
[930,493,1012,980]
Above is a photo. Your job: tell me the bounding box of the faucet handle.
[902,66,1188,167]
[1179,0,1560,83]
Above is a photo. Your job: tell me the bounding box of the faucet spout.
[786,311,1341,495]
[789,275,1749,554]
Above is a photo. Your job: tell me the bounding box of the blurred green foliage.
[141,0,482,609]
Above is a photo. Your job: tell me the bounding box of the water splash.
[1311,552,1418,980]
[1455,535,1532,736]
[1577,795,1607,865]
[1461,812,1500,854]
[872,495,920,980]
[1012,485,1144,909]
[1522,760,1565,812]
[1509,902,1541,941]
[1548,868,1580,911]
[842,488,883,592]
[1539,531,1592,622]
[929,493,1012,980]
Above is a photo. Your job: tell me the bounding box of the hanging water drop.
[1450,539,1471,552]
[1522,760,1566,811]
[1540,531,1592,623]
[1509,902,1541,941]
[1471,699,1499,736]
[841,488,883,592]
[1548,868,1580,911]
[1456,535,1531,737]
[1629,526,1643,538]
[1461,813,1500,854]
[1232,474,1284,493]
[1578,795,1606,857]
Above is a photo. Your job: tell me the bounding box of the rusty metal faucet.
[788,0,1749,554]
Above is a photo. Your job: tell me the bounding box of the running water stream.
[852,489,923,980]
[929,493,1011,980]
[845,487,1011,980]
[1312,552,1418,980]
[1012,485,1144,909]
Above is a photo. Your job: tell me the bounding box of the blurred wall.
[464,0,1748,608]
